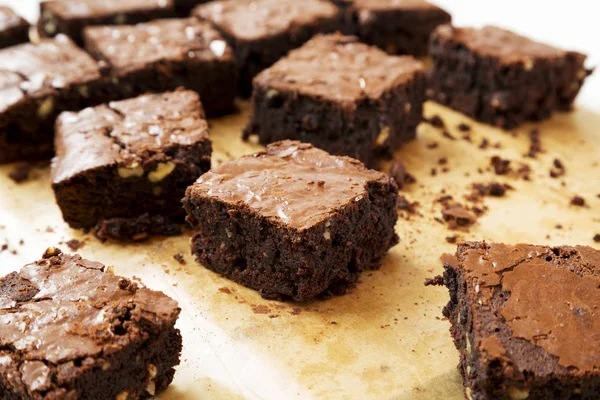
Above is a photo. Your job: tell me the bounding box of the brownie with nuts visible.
[51,90,212,241]
[0,247,182,399]
[193,0,344,97]
[244,34,425,167]
[38,0,180,46]
[440,241,600,399]
[83,18,237,117]
[0,35,109,164]
[428,25,591,129]
[338,0,451,56]
[183,140,399,301]
[0,6,29,49]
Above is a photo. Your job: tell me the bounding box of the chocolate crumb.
[555,224,563,229]
[65,239,84,251]
[594,234,600,243]
[8,163,31,183]
[442,204,476,229]
[457,123,471,132]
[570,196,585,207]
[473,182,512,197]
[389,158,415,189]
[428,115,445,128]
[424,275,444,286]
[426,142,439,149]
[438,157,448,165]
[550,158,566,178]
[526,128,542,158]
[491,156,511,175]
[442,130,456,140]
[397,195,419,215]
[446,235,458,244]
[479,138,489,149]
[173,253,186,265]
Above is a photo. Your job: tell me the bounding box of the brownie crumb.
[555,224,563,229]
[442,130,456,140]
[594,234,600,243]
[397,195,419,215]
[389,158,415,189]
[457,123,471,132]
[424,275,444,286]
[173,253,186,265]
[426,142,439,149]
[550,158,566,178]
[473,182,512,197]
[526,128,542,158]
[65,239,84,251]
[570,196,586,207]
[446,235,458,244]
[8,163,31,183]
[517,164,532,181]
[428,115,445,128]
[442,204,476,229]
[438,157,448,165]
[490,156,511,175]
[478,138,489,149]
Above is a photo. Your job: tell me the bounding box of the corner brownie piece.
[183,141,399,301]
[52,90,212,241]
[429,25,591,129]
[0,6,29,49]
[193,0,344,97]
[441,242,600,399]
[0,247,182,399]
[83,18,237,117]
[39,0,178,45]
[244,34,425,167]
[341,0,451,56]
[0,35,107,164]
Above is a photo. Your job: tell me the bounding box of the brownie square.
[193,0,344,97]
[51,90,212,242]
[341,0,451,56]
[39,0,179,45]
[83,18,237,117]
[0,6,29,49]
[183,141,399,301]
[243,34,426,167]
[0,35,108,164]
[429,25,591,129]
[0,247,182,399]
[441,242,600,399]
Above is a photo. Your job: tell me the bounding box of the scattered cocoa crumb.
[426,142,439,149]
[173,253,186,265]
[291,307,302,316]
[491,156,511,175]
[428,115,445,128]
[389,158,415,189]
[526,128,542,158]
[445,235,458,244]
[431,168,437,176]
[397,195,419,215]
[441,167,449,173]
[218,287,231,294]
[442,204,476,229]
[594,234,600,243]
[478,138,489,149]
[424,275,444,286]
[517,164,532,181]
[550,158,566,178]
[555,224,563,229]
[570,196,585,207]
[45,226,55,233]
[461,133,472,142]
[65,239,84,252]
[442,130,456,140]
[252,305,270,314]
[8,163,31,183]
[457,123,471,132]
[438,157,448,165]
[472,182,512,197]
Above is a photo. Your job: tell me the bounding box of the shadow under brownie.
[183,140,399,301]
[51,90,212,242]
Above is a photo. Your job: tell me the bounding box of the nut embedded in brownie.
[243,34,426,167]
[51,90,212,242]
[342,0,452,56]
[0,247,182,399]
[183,141,400,301]
[0,35,108,164]
[428,25,591,129]
[0,6,29,49]
[83,18,237,117]
[193,0,345,97]
[440,241,600,399]
[38,0,179,45]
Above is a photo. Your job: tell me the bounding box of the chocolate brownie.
[193,0,344,97]
[0,6,29,49]
[429,25,591,129]
[340,0,451,56]
[244,34,426,167]
[0,247,182,399]
[51,90,212,242]
[83,18,237,117]
[441,242,600,399]
[38,0,179,45]
[183,141,399,301]
[0,35,108,164]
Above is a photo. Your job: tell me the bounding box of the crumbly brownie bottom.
[95,213,186,242]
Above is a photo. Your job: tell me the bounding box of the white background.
[2,0,599,110]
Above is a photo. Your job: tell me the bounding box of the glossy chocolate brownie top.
[0,247,179,385]
[52,90,209,184]
[0,6,28,32]
[193,0,340,41]
[84,18,233,75]
[254,34,423,101]
[457,242,600,373]
[0,35,102,110]
[41,0,175,18]
[352,0,447,12]
[187,140,393,230]
[434,25,583,64]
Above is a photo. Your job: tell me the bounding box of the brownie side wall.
[428,34,588,129]
[183,178,399,301]
[52,141,211,231]
[244,74,425,167]
[0,24,29,49]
